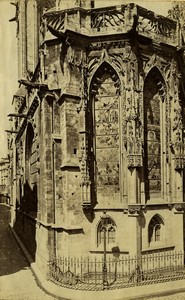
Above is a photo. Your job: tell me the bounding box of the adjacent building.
[8,0,185,285]
[0,157,10,204]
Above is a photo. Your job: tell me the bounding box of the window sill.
[142,244,175,253]
[90,246,129,254]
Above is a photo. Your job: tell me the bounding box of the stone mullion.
[120,70,127,204]
[126,58,137,205]
[166,92,171,203]
[138,73,145,205]
[170,63,183,203]
[39,96,54,224]
[125,55,142,205]
[79,67,91,209]
[36,99,41,222]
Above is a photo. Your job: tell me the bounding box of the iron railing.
[48,251,185,290]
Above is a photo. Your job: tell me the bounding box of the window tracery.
[97,217,116,246]
[148,215,164,245]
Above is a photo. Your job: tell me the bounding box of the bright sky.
[0,0,173,158]
[96,0,173,15]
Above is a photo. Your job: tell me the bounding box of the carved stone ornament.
[91,8,125,29]
[67,46,86,70]
[174,203,185,213]
[127,138,143,168]
[128,204,142,216]
[138,13,176,38]
[172,141,184,169]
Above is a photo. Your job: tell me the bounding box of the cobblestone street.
[0,205,58,300]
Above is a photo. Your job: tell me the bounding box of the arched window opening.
[25,123,34,182]
[90,62,121,205]
[148,215,164,245]
[97,217,116,246]
[144,67,166,200]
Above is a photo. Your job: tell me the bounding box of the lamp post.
[101,211,109,289]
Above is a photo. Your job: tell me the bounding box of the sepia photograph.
[1,0,185,299]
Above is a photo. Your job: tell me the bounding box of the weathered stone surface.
[8,1,185,282]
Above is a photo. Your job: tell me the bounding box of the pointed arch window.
[148,215,164,245]
[25,123,34,182]
[90,62,121,205]
[97,217,116,246]
[144,67,166,200]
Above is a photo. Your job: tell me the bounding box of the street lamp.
[100,211,109,289]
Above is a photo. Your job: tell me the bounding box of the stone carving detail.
[174,203,185,213]
[127,138,142,168]
[91,9,125,29]
[166,60,184,169]
[67,46,87,70]
[138,11,176,38]
[123,44,143,168]
[43,12,65,34]
[172,141,184,170]
[78,54,92,207]
[79,143,91,186]
[128,204,142,216]
[89,41,126,51]
[88,47,124,79]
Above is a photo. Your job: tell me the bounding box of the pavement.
[0,204,57,300]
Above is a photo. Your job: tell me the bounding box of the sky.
[0,0,173,158]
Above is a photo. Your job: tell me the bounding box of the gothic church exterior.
[9,0,185,278]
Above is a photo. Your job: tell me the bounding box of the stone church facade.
[9,0,185,276]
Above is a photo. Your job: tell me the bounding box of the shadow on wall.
[0,205,30,276]
[13,180,38,261]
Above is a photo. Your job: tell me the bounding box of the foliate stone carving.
[43,12,65,35]
[79,145,91,186]
[88,49,125,80]
[79,140,91,208]
[173,106,183,132]
[78,55,91,207]
[144,54,163,76]
[172,141,185,170]
[89,41,126,52]
[138,13,176,38]
[91,9,125,29]
[127,138,143,168]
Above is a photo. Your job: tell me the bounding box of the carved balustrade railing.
[137,6,177,45]
[90,6,125,32]
[48,251,185,291]
[43,4,178,46]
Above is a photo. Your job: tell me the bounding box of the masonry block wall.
[9,1,185,278]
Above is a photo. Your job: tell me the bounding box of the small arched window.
[148,215,164,245]
[97,217,116,246]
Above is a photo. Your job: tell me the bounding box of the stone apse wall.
[10,3,185,273]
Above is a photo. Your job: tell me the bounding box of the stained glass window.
[91,63,121,204]
[144,69,165,199]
